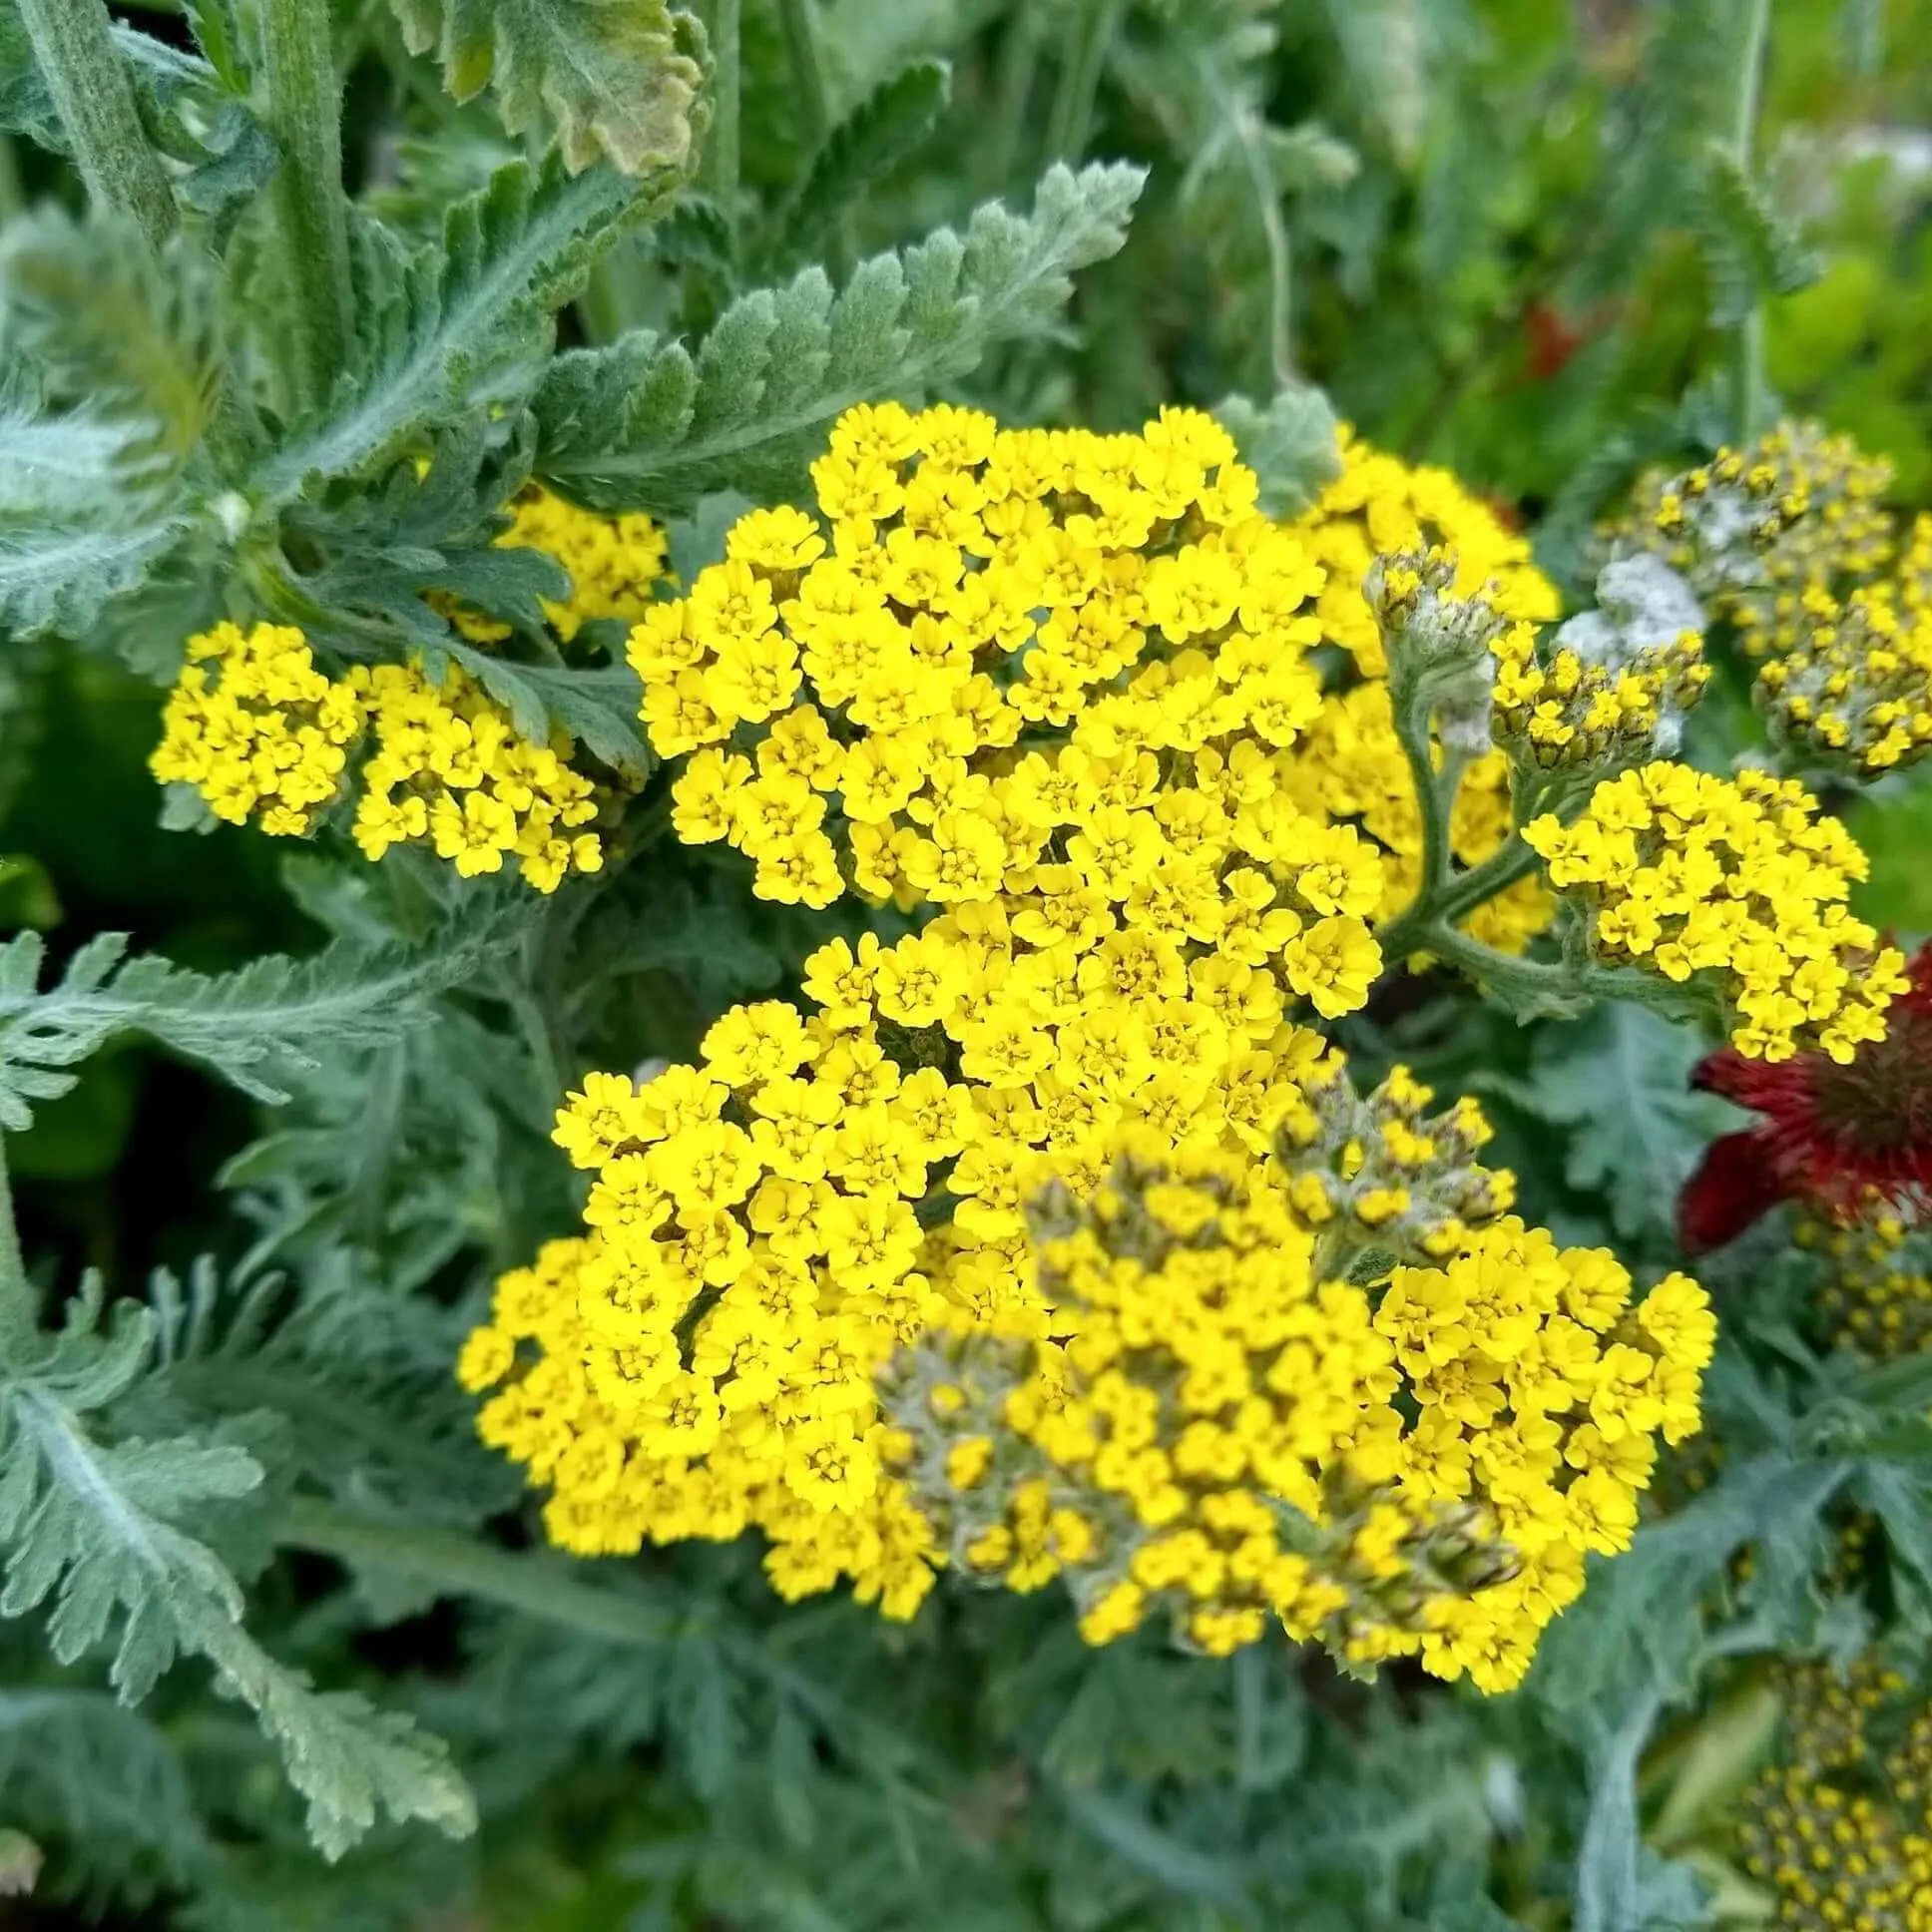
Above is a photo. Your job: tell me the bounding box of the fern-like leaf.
[386,0,706,177]
[1214,384,1342,516]
[534,159,1146,513]
[0,912,517,1130]
[257,152,682,500]
[0,1284,475,1859]
[1695,145,1822,328]
[761,59,951,269]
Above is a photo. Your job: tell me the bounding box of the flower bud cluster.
[1632,425,1894,619]
[1491,555,1710,771]
[1801,1206,1932,1364]
[1738,1661,1932,1931]
[1274,1058,1518,1264]
[1756,582,1932,776]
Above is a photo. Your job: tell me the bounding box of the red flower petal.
[1678,1130,1794,1254]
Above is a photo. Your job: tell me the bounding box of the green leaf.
[0,10,213,156]
[0,1287,473,1860]
[436,645,653,778]
[535,159,1147,513]
[1695,145,1823,329]
[385,0,706,176]
[1530,1005,1740,1242]
[1214,383,1342,516]
[764,59,951,266]
[0,521,184,641]
[258,153,681,500]
[0,912,515,1131]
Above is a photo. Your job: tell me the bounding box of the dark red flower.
[1677,942,1932,1253]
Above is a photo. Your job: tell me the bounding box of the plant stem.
[1046,0,1121,163]
[1231,99,1294,389]
[1727,0,1772,443]
[280,1498,683,1646]
[776,0,831,151]
[708,0,742,223]
[258,0,354,412]
[0,1136,37,1360]
[12,0,176,249]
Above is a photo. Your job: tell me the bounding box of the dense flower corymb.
[1523,762,1905,1063]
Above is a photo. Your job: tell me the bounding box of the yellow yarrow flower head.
[1524,761,1907,1063]
[499,486,671,641]
[152,619,612,892]
[1736,1661,1932,1932]
[348,661,606,892]
[869,1128,1711,1688]
[151,621,363,836]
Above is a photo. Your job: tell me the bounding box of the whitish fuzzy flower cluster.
[1739,1661,1932,1931]
[1624,428,1932,776]
[1524,763,1907,1062]
[1491,554,1710,771]
[153,622,609,893]
[875,1131,1709,1688]
[1631,425,1895,624]
[644,404,1559,956]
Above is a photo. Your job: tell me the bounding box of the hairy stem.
[258,0,354,411]
[776,0,831,150]
[708,0,742,220]
[1047,0,1122,163]
[1727,0,1772,442]
[280,1498,681,1645]
[0,1136,36,1360]
[12,0,176,249]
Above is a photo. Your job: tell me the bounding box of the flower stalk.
[12,0,177,250]
[257,0,354,410]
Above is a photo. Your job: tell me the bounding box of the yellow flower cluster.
[1490,617,1708,771]
[151,621,364,835]
[349,662,604,891]
[1803,1207,1932,1364]
[1738,1662,1932,1932]
[640,404,1557,955]
[1524,762,1907,1062]
[499,486,672,642]
[153,622,609,892]
[461,1030,1711,1687]
[878,1131,1710,1689]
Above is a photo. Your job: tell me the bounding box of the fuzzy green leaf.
[1696,145,1823,329]
[535,160,1147,513]
[386,0,705,176]
[0,1286,473,1859]
[1530,1006,1741,1242]
[258,153,681,500]
[764,59,950,266]
[1214,383,1342,515]
[435,645,653,778]
[0,915,514,1131]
